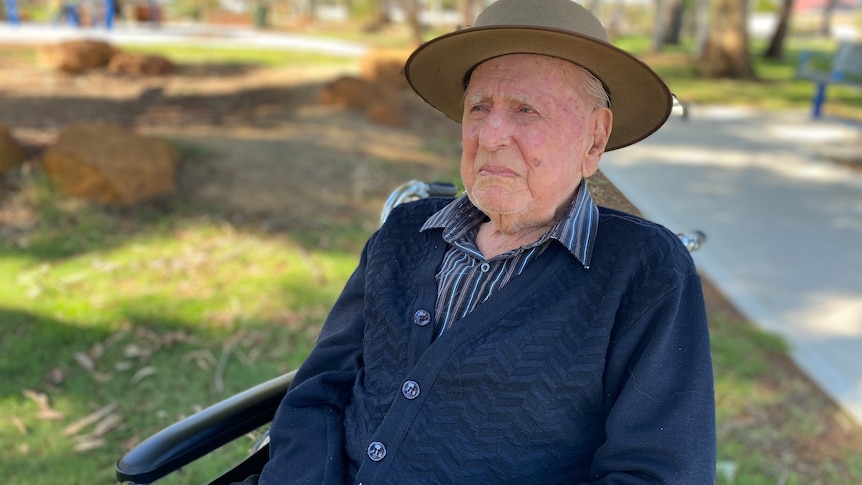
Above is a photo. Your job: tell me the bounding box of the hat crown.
[474,0,609,43]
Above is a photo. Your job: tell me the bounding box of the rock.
[0,125,28,175]
[41,123,179,205]
[358,47,413,92]
[107,52,175,76]
[317,48,413,127]
[39,39,117,74]
[366,101,409,129]
[318,76,372,110]
[319,76,409,128]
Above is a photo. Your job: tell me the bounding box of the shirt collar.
[420,180,599,268]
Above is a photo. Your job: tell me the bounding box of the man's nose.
[478,109,513,149]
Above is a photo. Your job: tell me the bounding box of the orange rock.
[42,123,179,205]
[358,47,413,91]
[319,76,375,110]
[39,39,117,74]
[319,75,409,128]
[108,52,175,76]
[0,124,28,175]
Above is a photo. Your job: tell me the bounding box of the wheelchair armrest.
[116,370,296,484]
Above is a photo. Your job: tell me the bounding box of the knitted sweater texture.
[260,197,716,485]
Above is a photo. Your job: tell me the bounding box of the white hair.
[577,66,611,110]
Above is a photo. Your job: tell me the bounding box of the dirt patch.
[0,50,461,231]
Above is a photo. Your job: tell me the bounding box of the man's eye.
[519,106,537,114]
[470,104,488,112]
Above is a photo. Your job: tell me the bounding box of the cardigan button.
[412,309,431,326]
[367,441,386,461]
[401,380,420,399]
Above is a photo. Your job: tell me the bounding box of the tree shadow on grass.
[0,289,326,483]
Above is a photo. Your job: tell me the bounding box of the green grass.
[0,172,361,484]
[2,29,862,484]
[122,44,357,68]
[615,36,862,120]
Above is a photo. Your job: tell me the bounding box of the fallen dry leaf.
[123,343,151,359]
[73,436,105,452]
[11,416,27,435]
[73,351,95,372]
[183,349,217,370]
[91,413,124,436]
[91,370,112,383]
[131,366,157,384]
[89,341,105,361]
[22,389,64,420]
[46,367,66,385]
[63,402,118,436]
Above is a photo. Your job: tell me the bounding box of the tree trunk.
[364,0,391,32]
[458,0,479,28]
[401,0,423,46]
[607,1,626,37]
[652,0,669,52]
[820,0,838,37]
[663,0,686,45]
[696,0,756,79]
[763,0,794,60]
[693,0,711,58]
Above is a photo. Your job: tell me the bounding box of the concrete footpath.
[0,21,368,56]
[601,106,862,424]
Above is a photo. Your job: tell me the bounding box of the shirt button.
[401,380,420,399]
[367,441,386,461]
[412,309,431,326]
[480,262,490,272]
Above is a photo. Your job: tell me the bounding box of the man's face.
[461,54,611,233]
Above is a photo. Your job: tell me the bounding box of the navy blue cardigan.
[260,197,716,484]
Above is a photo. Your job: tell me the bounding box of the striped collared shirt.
[420,181,599,335]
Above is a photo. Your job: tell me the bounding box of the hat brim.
[405,26,671,151]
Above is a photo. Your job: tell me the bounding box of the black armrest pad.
[116,370,295,484]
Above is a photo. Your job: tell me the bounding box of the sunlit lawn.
[1,28,861,485]
[1,173,365,484]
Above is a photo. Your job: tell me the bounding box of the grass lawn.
[1,27,861,484]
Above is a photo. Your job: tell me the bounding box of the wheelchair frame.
[116,180,704,484]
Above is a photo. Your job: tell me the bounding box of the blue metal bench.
[797,41,862,119]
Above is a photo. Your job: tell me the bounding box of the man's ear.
[582,108,612,178]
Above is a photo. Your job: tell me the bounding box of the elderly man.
[255,0,716,483]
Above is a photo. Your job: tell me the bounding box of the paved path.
[0,21,368,56]
[601,106,862,423]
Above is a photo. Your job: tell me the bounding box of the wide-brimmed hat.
[405,0,672,151]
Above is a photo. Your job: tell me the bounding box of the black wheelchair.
[115,180,705,485]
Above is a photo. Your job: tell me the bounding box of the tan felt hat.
[405,0,672,151]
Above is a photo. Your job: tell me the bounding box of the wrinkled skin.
[461,54,613,258]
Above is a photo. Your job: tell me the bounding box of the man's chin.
[470,198,528,218]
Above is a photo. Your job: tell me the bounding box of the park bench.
[797,41,862,119]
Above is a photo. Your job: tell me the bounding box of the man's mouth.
[478,165,518,177]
